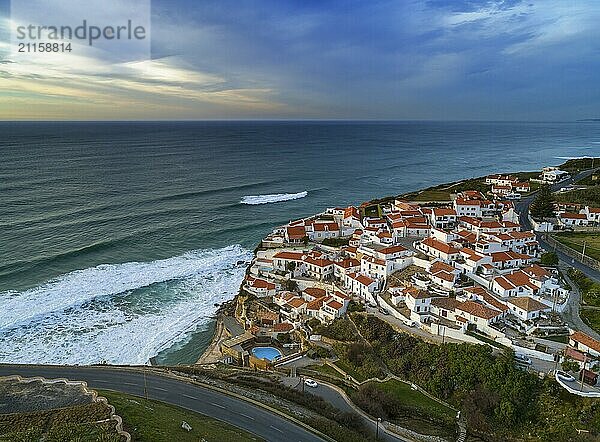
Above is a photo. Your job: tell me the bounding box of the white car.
[556,370,576,382]
[304,378,318,388]
[514,354,532,365]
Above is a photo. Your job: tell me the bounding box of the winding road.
[0,364,324,442]
[515,167,600,339]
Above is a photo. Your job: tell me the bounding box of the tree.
[561,358,580,372]
[530,185,556,219]
[285,279,299,291]
[540,251,559,266]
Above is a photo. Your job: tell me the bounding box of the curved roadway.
[0,365,324,442]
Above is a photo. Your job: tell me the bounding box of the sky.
[0,0,599,120]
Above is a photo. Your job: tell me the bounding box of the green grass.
[308,363,343,378]
[0,402,122,442]
[333,360,367,382]
[553,232,600,262]
[566,268,600,307]
[408,189,452,202]
[372,380,456,421]
[98,390,263,442]
[580,309,600,334]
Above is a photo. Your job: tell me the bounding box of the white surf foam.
[241,191,307,205]
[0,245,252,365]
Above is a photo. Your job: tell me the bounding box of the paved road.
[516,167,600,280]
[0,365,324,442]
[282,376,409,442]
[515,168,600,338]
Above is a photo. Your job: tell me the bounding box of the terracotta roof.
[421,237,459,255]
[304,287,327,298]
[570,331,600,354]
[457,301,502,320]
[313,222,340,232]
[246,276,276,290]
[326,300,344,310]
[356,274,375,286]
[560,212,587,219]
[432,270,455,283]
[306,299,324,310]
[273,322,294,332]
[430,261,456,273]
[433,207,457,217]
[274,251,304,260]
[304,256,334,267]
[507,296,549,312]
[406,287,431,299]
[522,264,550,280]
[431,297,459,310]
[286,226,306,239]
[287,298,307,309]
[379,244,408,254]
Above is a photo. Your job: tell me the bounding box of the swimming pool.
[251,346,282,361]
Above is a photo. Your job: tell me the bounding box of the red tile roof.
[570,331,600,354]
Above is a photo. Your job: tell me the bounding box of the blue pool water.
[252,346,282,361]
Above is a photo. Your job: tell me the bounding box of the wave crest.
[0,245,252,365]
[241,191,308,205]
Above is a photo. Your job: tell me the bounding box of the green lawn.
[372,380,456,421]
[553,232,600,262]
[99,390,263,442]
[580,309,600,334]
[566,268,600,307]
[307,363,343,379]
[408,190,452,202]
[333,360,367,382]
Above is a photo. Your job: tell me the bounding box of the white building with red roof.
[491,270,538,298]
[344,272,378,304]
[570,331,600,359]
[244,275,277,297]
[506,296,551,321]
[581,206,600,224]
[558,212,589,227]
[417,237,461,263]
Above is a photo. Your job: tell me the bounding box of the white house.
[417,237,461,263]
[506,296,551,321]
[541,167,569,183]
[558,212,589,227]
[491,270,538,298]
[570,331,600,359]
[345,272,378,304]
[581,206,600,224]
[244,275,276,297]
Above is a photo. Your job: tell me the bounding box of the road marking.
[239,413,255,420]
[210,402,226,409]
[151,386,167,392]
[123,382,138,386]
[90,379,109,383]
[183,394,197,400]
[270,425,283,433]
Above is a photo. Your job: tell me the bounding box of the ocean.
[1,121,599,365]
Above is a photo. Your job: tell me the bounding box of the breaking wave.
[241,191,308,205]
[0,245,252,365]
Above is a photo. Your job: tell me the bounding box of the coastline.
[193,170,534,364]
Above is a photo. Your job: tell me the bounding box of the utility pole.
[582,241,587,259]
[580,353,587,392]
[143,366,148,400]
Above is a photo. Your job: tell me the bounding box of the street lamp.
[376,417,381,439]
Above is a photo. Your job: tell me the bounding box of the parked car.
[378,308,389,315]
[514,354,532,365]
[304,378,318,388]
[555,370,576,382]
